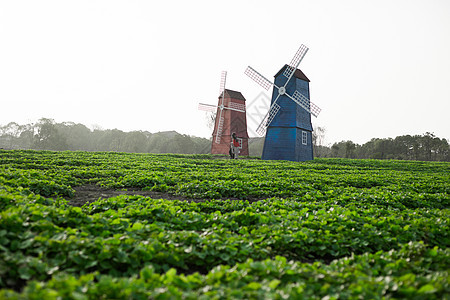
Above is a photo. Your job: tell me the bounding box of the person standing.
[231,132,240,159]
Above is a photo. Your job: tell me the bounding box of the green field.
[0,150,449,299]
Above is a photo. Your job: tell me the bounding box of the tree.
[17,123,36,149]
[33,118,68,150]
[344,141,357,158]
[312,126,328,157]
[393,135,414,160]
[436,138,450,161]
[122,131,148,153]
[330,140,357,158]
[95,129,127,152]
[57,122,91,151]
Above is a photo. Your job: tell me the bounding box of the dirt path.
[68,185,194,207]
[69,184,264,207]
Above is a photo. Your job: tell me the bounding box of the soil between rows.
[68,185,262,207]
[68,185,194,207]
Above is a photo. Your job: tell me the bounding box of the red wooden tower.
[211,89,249,156]
[198,71,249,157]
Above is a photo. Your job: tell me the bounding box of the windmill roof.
[274,64,310,82]
[220,89,246,101]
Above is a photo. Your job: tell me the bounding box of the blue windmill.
[245,44,321,161]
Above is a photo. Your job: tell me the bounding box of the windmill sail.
[256,103,280,135]
[291,90,321,117]
[283,44,308,78]
[214,71,227,143]
[199,101,245,113]
[219,71,227,93]
[244,66,273,91]
[215,109,225,144]
[228,101,246,112]
[198,103,218,112]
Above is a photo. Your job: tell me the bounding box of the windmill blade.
[289,44,309,69]
[244,66,274,91]
[198,103,218,112]
[214,108,225,144]
[256,90,283,134]
[219,71,227,93]
[256,102,281,135]
[213,71,228,144]
[289,90,322,117]
[283,44,309,79]
[218,71,227,109]
[226,101,245,113]
[224,107,245,113]
[256,114,269,135]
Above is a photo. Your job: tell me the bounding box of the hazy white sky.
[1,0,449,145]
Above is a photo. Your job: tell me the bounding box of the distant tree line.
[314,132,449,162]
[1,119,448,161]
[247,130,449,162]
[0,118,211,154]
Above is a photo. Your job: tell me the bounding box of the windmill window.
[302,131,307,145]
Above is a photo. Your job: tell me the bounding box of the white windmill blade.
[244,66,274,91]
[219,71,227,93]
[212,71,229,144]
[214,108,225,143]
[289,90,322,117]
[266,102,281,126]
[283,44,309,79]
[217,71,227,110]
[208,101,245,113]
[255,88,284,135]
[290,44,309,68]
[227,101,246,113]
[256,114,269,135]
[198,103,218,112]
[256,102,281,135]
[225,107,245,113]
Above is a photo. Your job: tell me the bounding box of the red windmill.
[198,71,249,156]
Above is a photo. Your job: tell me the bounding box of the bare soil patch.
[68,185,193,207]
[69,185,264,207]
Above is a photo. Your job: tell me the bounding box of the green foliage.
[0,119,211,154]
[1,242,448,299]
[329,133,450,161]
[0,150,448,298]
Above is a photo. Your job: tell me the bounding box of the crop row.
[1,190,448,290]
[1,241,448,299]
[1,150,449,205]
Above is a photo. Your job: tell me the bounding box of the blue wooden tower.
[245,44,321,161]
[262,66,313,161]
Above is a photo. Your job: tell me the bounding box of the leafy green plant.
[0,150,448,297]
